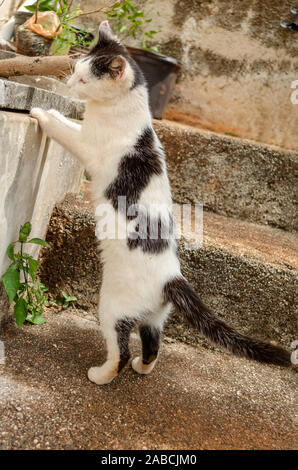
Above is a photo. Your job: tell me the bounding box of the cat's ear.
[98,20,117,40]
[109,56,126,79]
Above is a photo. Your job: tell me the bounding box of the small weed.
[1,222,50,328]
[1,222,77,328]
[51,290,77,310]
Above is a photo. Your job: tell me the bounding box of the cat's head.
[67,21,145,101]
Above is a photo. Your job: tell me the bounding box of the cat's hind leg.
[132,305,170,375]
[131,324,161,375]
[88,317,135,385]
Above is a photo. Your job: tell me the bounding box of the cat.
[30,21,290,385]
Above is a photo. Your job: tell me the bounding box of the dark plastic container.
[127,47,180,119]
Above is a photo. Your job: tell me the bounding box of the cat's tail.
[163,276,291,366]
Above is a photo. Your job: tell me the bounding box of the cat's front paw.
[30,107,50,129]
[48,109,63,120]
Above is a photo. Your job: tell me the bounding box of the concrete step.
[39,188,298,348]
[0,310,296,450]
[154,120,298,232]
[0,110,83,327]
[174,210,297,349]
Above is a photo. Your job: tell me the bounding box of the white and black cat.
[30,21,290,385]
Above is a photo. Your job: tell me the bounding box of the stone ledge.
[0,78,85,119]
[0,111,84,327]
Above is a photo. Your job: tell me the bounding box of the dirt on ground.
[0,309,297,450]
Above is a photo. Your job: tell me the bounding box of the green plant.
[50,6,94,55]
[24,1,161,53]
[25,0,95,55]
[107,1,161,51]
[1,222,50,328]
[25,0,67,13]
[1,222,78,328]
[51,290,77,309]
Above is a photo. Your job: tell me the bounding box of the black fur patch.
[127,211,174,254]
[139,325,160,364]
[115,318,135,373]
[163,277,291,366]
[105,127,162,211]
[127,55,146,89]
[105,128,168,253]
[88,30,145,87]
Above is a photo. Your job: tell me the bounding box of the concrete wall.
[0,0,14,22]
[2,2,296,149]
[0,110,83,325]
[74,0,298,151]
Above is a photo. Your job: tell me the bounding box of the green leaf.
[28,238,50,248]
[7,244,15,261]
[62,291,69,300]
[19,222,31,242]
[50,37,71,56]
[31,316,46,325]
[25,5,36,12]
[1,267,20,304]
[67,296,77,302]
[14,297,27,329]
[28,258,40,281]
[25,0,58,13]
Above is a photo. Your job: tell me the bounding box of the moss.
[172,0,297,57]
[173,0,210,26]
[188,46,246,78]
[158,37,184,62]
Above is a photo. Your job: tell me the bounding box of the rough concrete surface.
[0,78,85,120]
[39,187,297,348]
[71,0,298,150]
[0,111,83,325]
[155,120,298,232]
[174,210,298,348]
[8,75,74,98]
[39,192,101,314]
[0,310,297,450]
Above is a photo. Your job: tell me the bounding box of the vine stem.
[20,242,31,306]
[58,0,64,15]
[35,0,39,23]
[67,0,73,13]
[74,2,115,19]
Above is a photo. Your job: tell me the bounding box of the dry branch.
[0,54,80,78]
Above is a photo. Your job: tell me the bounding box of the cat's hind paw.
[131,356,157,375]
[87,364,118,385]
